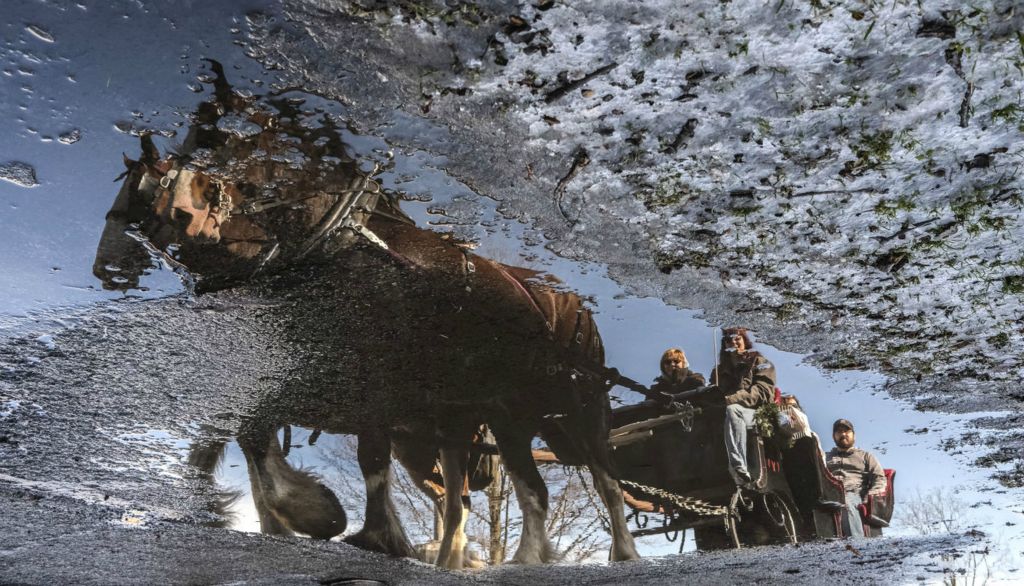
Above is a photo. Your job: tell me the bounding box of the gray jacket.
[826,446,887,499]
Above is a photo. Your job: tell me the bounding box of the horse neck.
[365,217,466,272]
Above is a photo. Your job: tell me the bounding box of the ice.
[0,161,39,187]
[57,129,81,145]
[1,400,21,419]
[34,334,55,350]
[433,0,1024,389]
[215,114,263,138]
[25,24,54,43]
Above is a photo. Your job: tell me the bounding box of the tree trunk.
[487,465,505,565]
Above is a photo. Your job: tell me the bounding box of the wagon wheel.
[762,492,798,545]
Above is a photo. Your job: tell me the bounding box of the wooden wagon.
[606,393,895,549]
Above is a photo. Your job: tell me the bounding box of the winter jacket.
[710,352,776,408]
[650,370,706,397]
[826,446,887,499]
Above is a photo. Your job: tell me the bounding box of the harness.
[141,157,411,275]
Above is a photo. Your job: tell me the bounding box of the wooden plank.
[609,411,690,438]
[608,429,653,448]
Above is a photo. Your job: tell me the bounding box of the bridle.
[132,153,415,278]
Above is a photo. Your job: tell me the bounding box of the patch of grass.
[991,103,1024,131]
[729,40,749,58]
[987,332,1010,348]
[914,237,947,253]
[874,195,915,219]
[641,174,698,210]
[729,205,762,218]
[995,463,1024,488]
[872,247,911,273]
[841,129,894,176]
[951,192,986,222]
[887,341,916,354]
[822,350,868,370]
[859,130,894,161]
[773,301,800,320]
[1002,274,1024,294]
[991,103,1021,123]
[655,249,713,272]
[733,245,755,258]
[950,189,1010,236]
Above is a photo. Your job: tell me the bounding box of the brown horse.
[93,60,638,566]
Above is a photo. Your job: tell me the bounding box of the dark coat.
[650,370,706,398]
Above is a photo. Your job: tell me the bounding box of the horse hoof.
[609,549,642,562]
[343,530,416,559]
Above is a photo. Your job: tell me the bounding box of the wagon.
[607,391,896,549]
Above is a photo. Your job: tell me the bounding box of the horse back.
[499,265,605,366]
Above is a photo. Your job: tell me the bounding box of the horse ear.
[202,58,234,108]
[115,153,136,181]
[139,134,160,164]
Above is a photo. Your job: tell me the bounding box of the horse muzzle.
[154,169,224,243]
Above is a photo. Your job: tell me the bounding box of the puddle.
[0,0,1022,583]
[69,83,1022,576]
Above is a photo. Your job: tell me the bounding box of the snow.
[0,161,39,187]
[432,0,1024,391]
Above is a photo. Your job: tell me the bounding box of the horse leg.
[239,428,347,539]
[237,430,294,537]
[491,422,555,564]
[343,430,415,557]
[186,433,228,480]
[435,446,470,569]
[186,432,238,528]
[572,401,640,561]
[391,430,447,562]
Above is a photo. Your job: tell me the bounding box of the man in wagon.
[710,327,777,487]
[827,419,887,540]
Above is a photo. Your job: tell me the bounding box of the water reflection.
[78,58,1024,578]
[93,61,639,568]
[195,427,616,566]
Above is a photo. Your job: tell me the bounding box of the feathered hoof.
[344,528,416,559]
[608,546,641,562]
[508,541,557,565]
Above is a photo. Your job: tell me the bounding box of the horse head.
[93,63,394,292]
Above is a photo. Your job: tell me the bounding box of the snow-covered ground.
[315,0,1024,400]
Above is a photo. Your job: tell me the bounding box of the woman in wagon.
[710,327,777,487]
[650,347,706,399]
